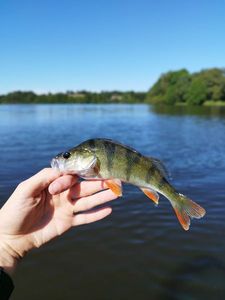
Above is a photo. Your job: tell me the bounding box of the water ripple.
[1,104,225,300]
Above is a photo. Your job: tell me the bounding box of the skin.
[0,168,120,276]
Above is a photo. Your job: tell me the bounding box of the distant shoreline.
[1,101,225,107]
[1,68,225,106]
[0,91,146,105]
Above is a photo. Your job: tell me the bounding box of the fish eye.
[63,152,71,159]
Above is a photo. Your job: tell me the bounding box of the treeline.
[0,90,146,104]
[1,68,225,105]
[146,68,225,105]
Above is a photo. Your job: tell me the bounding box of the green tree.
[146,69,190,104]
[197,68,225,101]
[186,78,207,105]
[146,68,225,105]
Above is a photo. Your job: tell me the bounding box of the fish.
[51,138,206,230]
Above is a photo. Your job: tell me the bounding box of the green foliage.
[186,78,207,105]
[0,91,37,103]
[146,69,190,104]
[146,68,225,105]
[0,91,146,104]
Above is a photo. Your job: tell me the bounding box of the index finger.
[48,174,78,195]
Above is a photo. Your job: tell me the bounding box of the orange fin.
[170,193,206,231]
[105,179,122,197]
[140,187,159,205]
[173,207,190,231]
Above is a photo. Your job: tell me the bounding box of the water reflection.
[150,104,225,118]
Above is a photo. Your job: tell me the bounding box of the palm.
[0,190,72,253]
[0,169,118,258]
[29,190,75,247]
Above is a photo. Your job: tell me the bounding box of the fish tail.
[168,192,206,231]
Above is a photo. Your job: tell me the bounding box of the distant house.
[110,94,123,101]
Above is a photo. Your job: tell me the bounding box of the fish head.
[51,147,97,177]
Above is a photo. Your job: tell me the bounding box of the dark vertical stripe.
[126,152,141,181]
[158,177,173,194]
[145,163,155,183]
[105,141,116,172]
[88,139,96,150]
[158,177,166,190]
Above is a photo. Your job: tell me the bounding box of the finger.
[20,168,61,195]
[73,189,118,213]
[48,175,78,195]
[69,180,109,199]
[73,207,112,226]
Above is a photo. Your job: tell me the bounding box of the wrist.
[0,241,21,276]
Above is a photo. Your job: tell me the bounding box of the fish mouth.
[51,158,60,170]
[50,157,76,174]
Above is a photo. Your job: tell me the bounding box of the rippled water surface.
[1,104,225,300]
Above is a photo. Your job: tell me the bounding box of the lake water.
[1,104,225,300]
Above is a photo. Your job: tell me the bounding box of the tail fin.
[169,193,206,231]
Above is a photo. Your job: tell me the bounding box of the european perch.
[51,138,206,230]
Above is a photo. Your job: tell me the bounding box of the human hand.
[0,168,120,275]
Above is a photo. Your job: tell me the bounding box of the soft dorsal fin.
[149,157,170,180]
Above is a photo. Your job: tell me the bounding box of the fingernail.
[50,183,59,194]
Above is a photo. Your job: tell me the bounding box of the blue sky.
[0,0,225,94]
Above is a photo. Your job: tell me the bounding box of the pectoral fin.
[140,187,159,205]
[105,179,122,197]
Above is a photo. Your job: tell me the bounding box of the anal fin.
[140,187,159,205]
